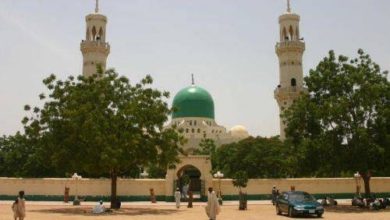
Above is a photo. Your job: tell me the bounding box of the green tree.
[232,171,248,193]
[214,137,293,178]
[193,138,218,171]
[284,49,390,197]
[22,69,184,208]
[0,133,52,177]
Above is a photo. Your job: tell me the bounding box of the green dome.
[172,85,215,119]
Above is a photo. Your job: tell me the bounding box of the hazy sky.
[0,0,389,137]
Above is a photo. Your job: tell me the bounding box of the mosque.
[80,0,304,150]
[79,0,305,196]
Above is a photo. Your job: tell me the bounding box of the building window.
[192,128,195,133]
[194,121,197,126]
[197,128,200,133]
[186,129,189,133]
[291,78,297,87]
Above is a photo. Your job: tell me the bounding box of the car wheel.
[288,206,294,217]
[317,213,323,218]
[276,205,282,215]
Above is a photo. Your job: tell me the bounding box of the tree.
[0,133,52,177]
[232,171,248,210]
[284,49,390,197]
[214,137,293,178]
[193,138,218,171]
[22,69,184,208]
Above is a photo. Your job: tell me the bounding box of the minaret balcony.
[80,40,110,54]
[276,40,305,54]
[274,86,307,100]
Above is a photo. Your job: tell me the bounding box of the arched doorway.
[176,165,202,199]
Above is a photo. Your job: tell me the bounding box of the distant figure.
[92,200,105,214]
[321,197,328,206]
[328,197,338,206]
[11,199,18,220]
[175,188,181,208]
[15,191,26,220]
[182,183,189,199]
[187,191,193,208]
[205,187,220,220]
[271,186,278,205]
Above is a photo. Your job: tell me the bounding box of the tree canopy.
[21,69,184,207]
[213,136,292,178]
[283,49,390,196]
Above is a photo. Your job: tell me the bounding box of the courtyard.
[1,201,389,220]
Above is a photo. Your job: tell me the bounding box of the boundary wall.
[1,177,390,201]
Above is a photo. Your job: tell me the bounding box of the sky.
[0,0,389,137]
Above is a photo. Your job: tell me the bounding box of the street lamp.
[72,173,82,205]
[214,171,224,205]
[354,171,361,196]
[140,170,149,179]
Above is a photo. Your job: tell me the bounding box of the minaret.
[274,0,306,140]
[80,0,110,77]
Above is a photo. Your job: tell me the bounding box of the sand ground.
[1,201,389,220]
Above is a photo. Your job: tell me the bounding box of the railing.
[80,40,110,49]
[274,86,307,95]
[276,40,305,50]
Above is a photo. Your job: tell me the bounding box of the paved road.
[1,201,389,220]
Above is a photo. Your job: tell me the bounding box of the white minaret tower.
[274,0,306,140]
[80,0,110,77]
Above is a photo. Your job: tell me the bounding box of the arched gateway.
[165,155,212,201]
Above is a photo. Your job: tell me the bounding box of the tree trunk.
[110,170,118,209]
[360,171,371,198]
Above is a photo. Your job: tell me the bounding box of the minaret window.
[98,27,104,41]
[291,78,297,87]
[289,25,294,40]
[283,27,288,41]
[92,26,97,41]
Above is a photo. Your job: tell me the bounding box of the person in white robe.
[92,200,105,214]
[175,188,181,208]
[205,187,220,220]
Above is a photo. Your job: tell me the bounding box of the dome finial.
[191,73,195,85]
[95,0,99,13]
[287,0,291,12]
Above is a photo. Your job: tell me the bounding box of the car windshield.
[289,193,316,202]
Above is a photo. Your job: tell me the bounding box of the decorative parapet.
[274,86,307,101]
[276,40,305,55]
[80,41,110,54]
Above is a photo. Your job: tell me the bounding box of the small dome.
[172,85,214,119]
[230,125,249,138]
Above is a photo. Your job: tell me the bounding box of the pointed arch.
[289,25,294,40]
[92,26,97,41]
[98,27,104,41]
[296,26,300,40]
[283,27,288,41]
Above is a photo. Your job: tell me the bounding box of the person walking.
[174,188,181,208]
[271,185,278,205]
[15,191,26,220]
[205,187,220,220]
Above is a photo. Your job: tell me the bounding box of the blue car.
[275,191,324,218]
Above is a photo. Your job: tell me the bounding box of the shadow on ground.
[31,207,182,216]
[325,205,390,213]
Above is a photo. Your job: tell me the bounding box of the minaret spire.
[191,74,195,85]
[95,0,99,13]
[287,0,291,12]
